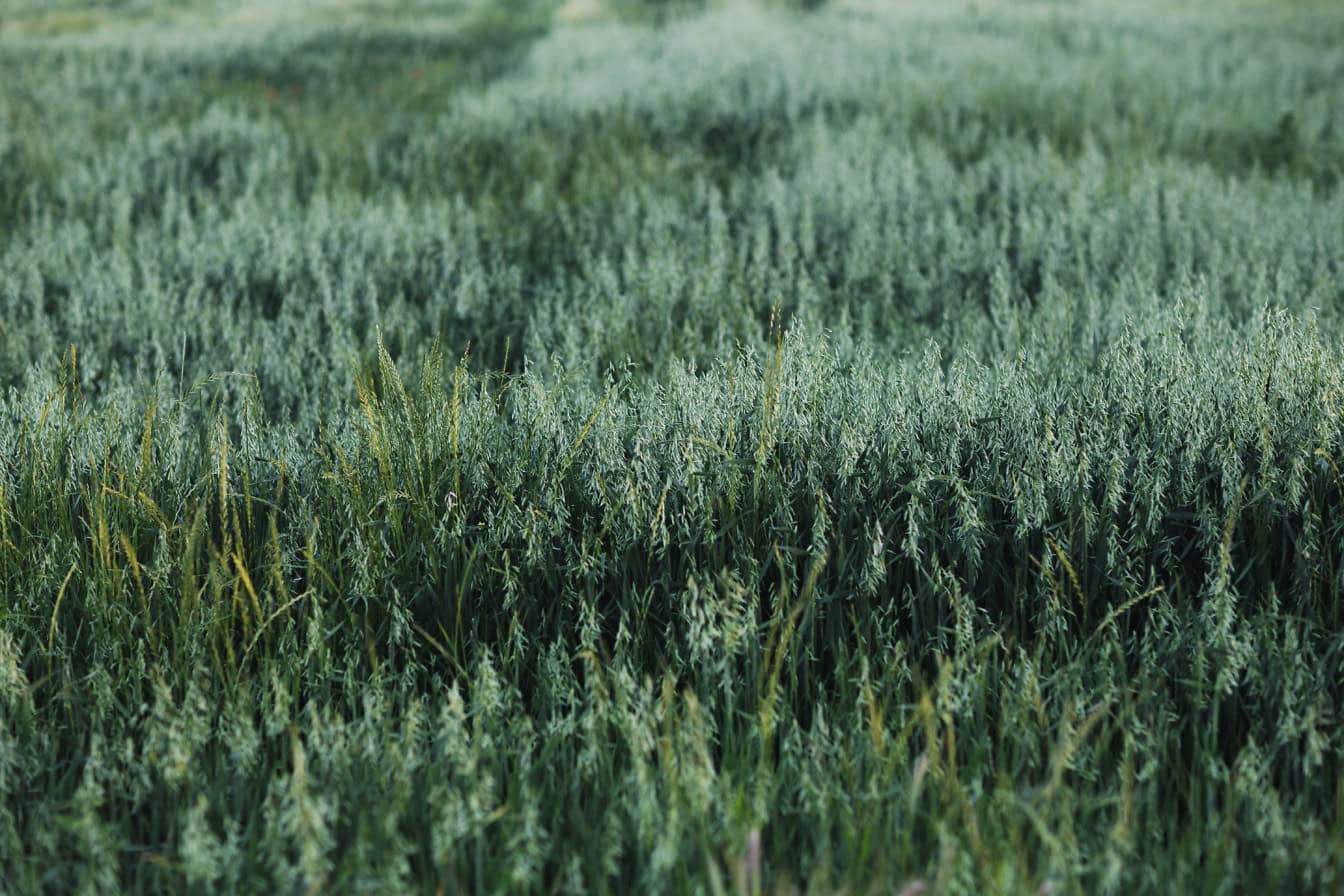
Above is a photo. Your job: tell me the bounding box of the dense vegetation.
[2,1,1342,892]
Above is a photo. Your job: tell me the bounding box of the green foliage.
[1,2,1342,893]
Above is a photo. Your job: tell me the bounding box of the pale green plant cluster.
[1,2,1342,893]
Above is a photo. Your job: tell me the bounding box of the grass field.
[1,0,1343,892]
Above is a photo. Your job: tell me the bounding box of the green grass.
[1,1,1343,893]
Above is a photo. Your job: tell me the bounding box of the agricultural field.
[1,0,1342,892]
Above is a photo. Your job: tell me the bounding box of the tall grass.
[1,1,1342,892]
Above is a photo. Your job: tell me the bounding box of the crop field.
[1,0,1343,892]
